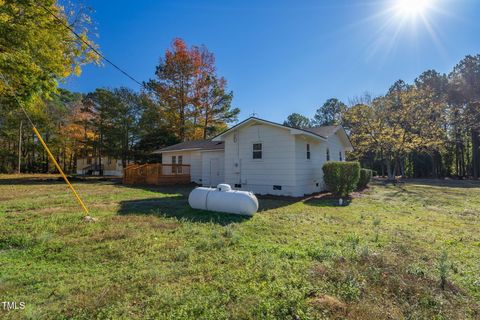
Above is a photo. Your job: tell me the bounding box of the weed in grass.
[372,216,381,242]
[359,245,370,260]
[345,233,360,250]
[222,224,235,238]
[307,247,335,262]
[438,250,450,290]
[407,263,427,277]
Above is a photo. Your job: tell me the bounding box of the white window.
[306,144,311,160]
[326,148,330,161]
[253,143,262,159]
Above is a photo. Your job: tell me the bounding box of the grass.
[0,174,479,319]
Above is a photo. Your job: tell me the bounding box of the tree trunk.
[431,152,437,178]
[386,159,395,180]
[203,109,209,140]
[45,133,51,173]
[18,121,22,174]
[472,130,480,178]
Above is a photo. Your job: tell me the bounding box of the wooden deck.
[123,164,191,185]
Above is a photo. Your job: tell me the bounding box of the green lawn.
[0,175,479,319]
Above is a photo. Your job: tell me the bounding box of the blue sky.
[63,0,480,123]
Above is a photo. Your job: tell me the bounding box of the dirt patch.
[309,294,346,316]
[90,227,134,242]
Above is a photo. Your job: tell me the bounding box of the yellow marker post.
[32,126,90,215]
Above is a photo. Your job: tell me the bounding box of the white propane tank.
[188,184,259,216]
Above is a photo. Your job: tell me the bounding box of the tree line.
[2,1,479,178]
[284,55,480,179]
[0,0,239,173]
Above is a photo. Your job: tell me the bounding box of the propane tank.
[188,184,258,216]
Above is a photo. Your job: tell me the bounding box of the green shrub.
[322,161,360,197]
[357,168,373,189]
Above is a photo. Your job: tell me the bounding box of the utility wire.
[36,2,144,87]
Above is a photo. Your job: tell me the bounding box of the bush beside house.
[357,168,373,189]
[322,161,360,197]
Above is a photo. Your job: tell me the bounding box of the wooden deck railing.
[123,163,191,185]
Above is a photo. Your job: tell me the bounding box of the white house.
[153,117,353,197]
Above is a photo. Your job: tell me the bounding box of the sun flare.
[394,0,433,18]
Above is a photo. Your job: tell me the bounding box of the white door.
[210,158,222,186]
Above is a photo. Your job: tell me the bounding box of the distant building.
[76,156,130,176]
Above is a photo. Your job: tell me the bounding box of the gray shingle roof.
[211,117,329,140]
[304,125,341,138]
[153,140,224,153]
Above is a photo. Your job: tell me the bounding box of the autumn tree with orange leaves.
[147,38,239,141]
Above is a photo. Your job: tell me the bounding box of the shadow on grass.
[301,190,353,207]
[304,197,352,208]
[406,178,480,189]
[256,192,352,210]
[121,184,302,214]
[256,196,300,212]
[117,197,250,226]
[374,178,480,189]
[0,175,121,185]
[116,183,196,197]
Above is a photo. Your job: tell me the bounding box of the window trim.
[306,143,311,160]
[326,148,330,161]
[339,151,342,161]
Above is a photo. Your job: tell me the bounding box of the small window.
[234,183,242,188]
[306,144,311,160]
[87,158,92,165]
[253,143,262,159]
[339,151,342,161]
[273,185,282,190]
[326,148,330,161]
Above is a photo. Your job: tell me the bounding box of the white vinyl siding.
[223,124,297,196]
[326,134,345,163]
[294,136,323,195]
[293,132,349,195]
[201,150,225,186]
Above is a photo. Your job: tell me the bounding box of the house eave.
[212,117,327,142]
[152,148,202,154]
[152,147,225,154]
